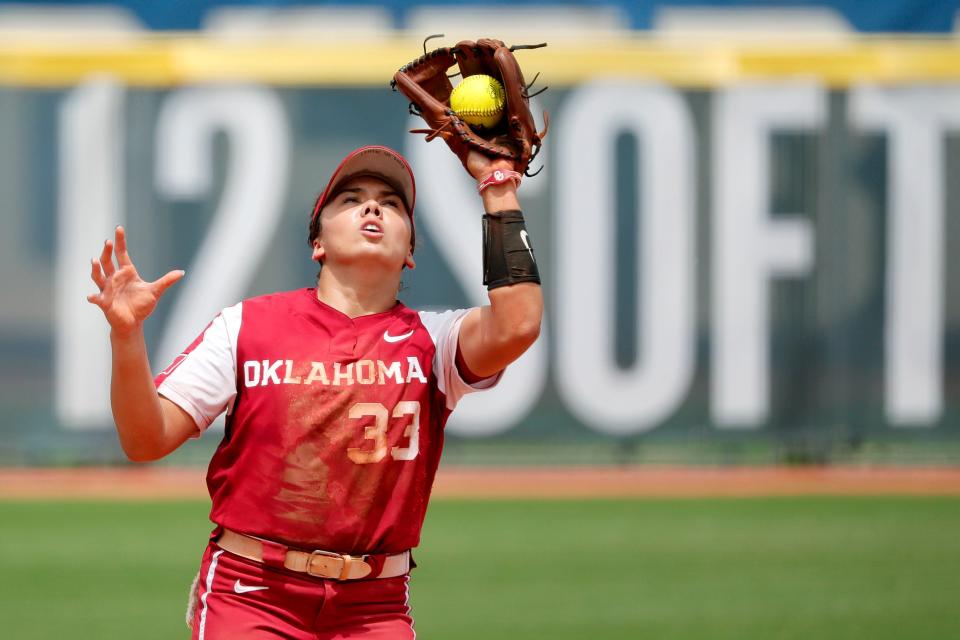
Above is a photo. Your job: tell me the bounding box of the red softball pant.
[189,541,416,639]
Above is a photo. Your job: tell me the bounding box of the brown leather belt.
[216,528,411,581]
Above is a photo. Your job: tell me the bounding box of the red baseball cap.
[310,145,416,225]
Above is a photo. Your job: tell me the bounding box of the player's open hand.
[87,226,184,338]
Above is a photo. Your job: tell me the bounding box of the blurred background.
[1,0,959,467]
[1,2,960,640]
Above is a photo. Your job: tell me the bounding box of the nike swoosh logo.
[383,329,415,343]
[234,580,269,594]
[520,230,535,262]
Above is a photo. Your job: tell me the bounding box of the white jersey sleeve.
[417,308,503,411]
[155,302,242,433]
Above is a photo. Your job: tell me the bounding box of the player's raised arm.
[455,152,543,378]
[87,226,194,461]
[393,38,548,379]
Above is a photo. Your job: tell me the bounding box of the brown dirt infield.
[0,466,958,500]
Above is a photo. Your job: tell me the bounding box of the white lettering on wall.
[711,83,823,427]
[55,79,125,429]
[555,80,696,434]
[849,85,958,426]
[154,86,290,372]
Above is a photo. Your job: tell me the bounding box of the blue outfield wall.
[1,39,959,465]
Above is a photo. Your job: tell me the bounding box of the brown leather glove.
[392,37,549,176]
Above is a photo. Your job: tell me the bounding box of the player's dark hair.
[307,198,324,278]
[308,205,323,247]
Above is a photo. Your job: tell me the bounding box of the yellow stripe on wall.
[1,36,960,88]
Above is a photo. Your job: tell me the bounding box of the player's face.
[312,176,416,272]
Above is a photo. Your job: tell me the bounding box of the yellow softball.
[450,74,505,129]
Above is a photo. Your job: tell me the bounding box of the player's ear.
[404,247,416,270]
[312,238,325,263]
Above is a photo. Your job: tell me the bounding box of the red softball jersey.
[155,288,500,555]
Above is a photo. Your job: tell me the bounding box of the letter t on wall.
[849,85,960,426]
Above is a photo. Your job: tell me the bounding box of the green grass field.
[1,497,958,639]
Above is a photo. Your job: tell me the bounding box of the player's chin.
[350,244,408,271]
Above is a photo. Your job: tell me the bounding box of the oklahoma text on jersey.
[242,357,428,388]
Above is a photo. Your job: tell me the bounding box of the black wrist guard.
[482,210,541,290]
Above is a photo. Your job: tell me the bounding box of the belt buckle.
[308,549,354,581]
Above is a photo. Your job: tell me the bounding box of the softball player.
[88,145,542,638]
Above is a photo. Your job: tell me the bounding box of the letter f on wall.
[711,83,824,427]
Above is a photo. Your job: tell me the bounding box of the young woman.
[88,144,542,638]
